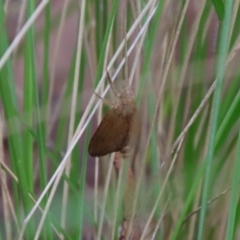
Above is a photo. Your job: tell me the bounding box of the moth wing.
[121,108,141,156]
[88,109,131,157]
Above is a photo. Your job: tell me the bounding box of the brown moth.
[88,73,140,157]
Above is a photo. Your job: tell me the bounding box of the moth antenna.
[94,92,112,107]
[106,71,119,97]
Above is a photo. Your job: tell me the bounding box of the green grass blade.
[94,0,119,85]
[197,0,235,239]
[215,88,240,148]
[0,0,28,210]
[23,0,36,192]
[75,127,90,239]
[225,119,240,239]
[211,0,225,21]
[0,1,35,237]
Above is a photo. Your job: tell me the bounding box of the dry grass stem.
[61,0,86,235]
[127,2,189,237]
[140,137,184,239]
[183,188,231,223]
[0,0,49,70]
[97,154,114,239]
[48,0,69,134]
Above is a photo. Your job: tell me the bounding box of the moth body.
[88,88,140,157]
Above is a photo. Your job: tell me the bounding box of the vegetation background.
[0,0,240,239]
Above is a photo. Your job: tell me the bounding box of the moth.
[88,72,140,157]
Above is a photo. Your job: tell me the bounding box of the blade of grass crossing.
[215,87,240,149]
[197,0,235,239]
[211,0,225,21]
[170,161,206,240]
[229,4,240,48]
[225,124,240,239]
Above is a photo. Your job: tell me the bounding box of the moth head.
[112,87,135,116]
